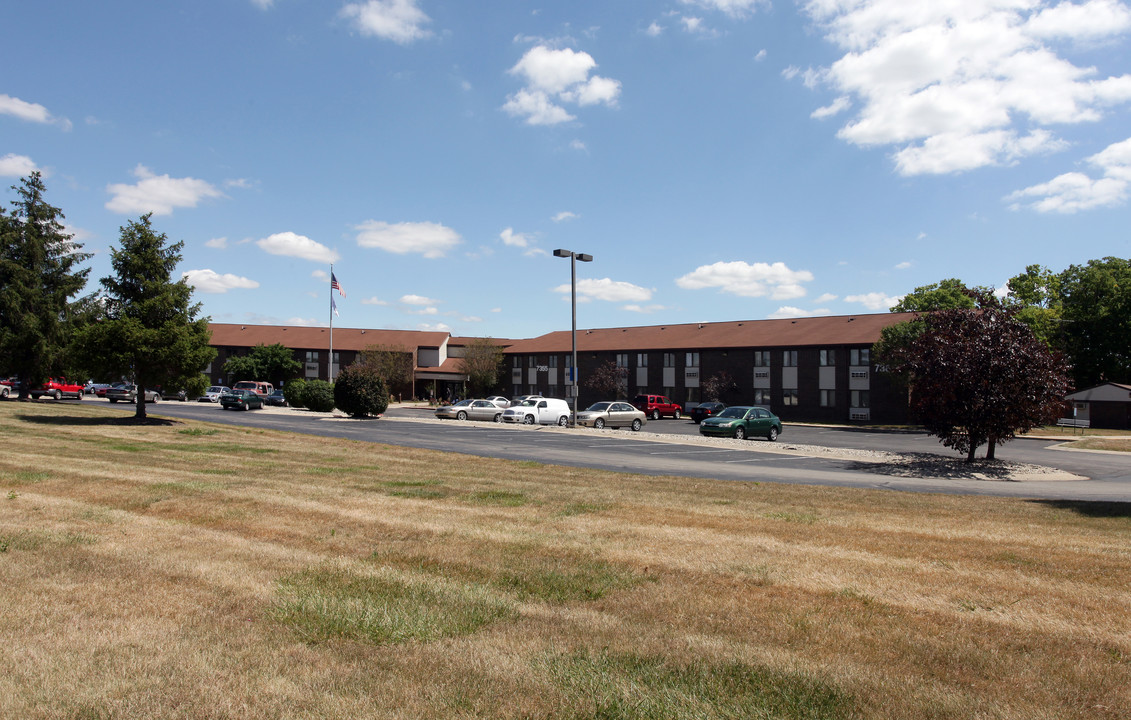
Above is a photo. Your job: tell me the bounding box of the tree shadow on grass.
[1029,500,1131,519]
[18,414,180,427]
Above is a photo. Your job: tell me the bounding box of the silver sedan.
[574,401,647,431]
[434,399,506,422]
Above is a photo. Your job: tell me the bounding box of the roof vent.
[698,324,704,329]
[848,317,855,322]
[241,326,246,330]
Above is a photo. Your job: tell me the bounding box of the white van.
[502,397,571,426]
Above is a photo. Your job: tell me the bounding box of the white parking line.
[647,448,737,456]
[724,455,806,464]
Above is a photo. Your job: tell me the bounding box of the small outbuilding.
[1065,383,1131,429]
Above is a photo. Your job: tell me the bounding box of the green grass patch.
[196,468,239,476]
[541,649,857,720]
[271,566,514,645]
[0,529,96,554]
[469,490,527,507]
[0,470,52,486]
[371,544,642,603]
[178,428,220,436]
[764,511,819,525]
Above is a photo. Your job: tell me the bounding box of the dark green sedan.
[698,406,782,441]
[219,388,264,411]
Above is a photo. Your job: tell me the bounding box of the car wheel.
[767,426,779,442]
[557,415,568,427]
[594,418,605,429]
[493,413,502,423]
[73,392,82,401]
[53,389,62,400]
[673,409,681,419]
[242,402,248,410]
[734,426,746,440]
[631,419,642,432]
[456,410,468,421]
[523,414,535,425]
[109,398,117,403]
[651,409,660,421]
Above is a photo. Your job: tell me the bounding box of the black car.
[264,389,288,407]
[689,401,726,424]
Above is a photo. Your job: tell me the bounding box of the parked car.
[699,406,782,441]
[502,397,571,426]
[199,385,230,403]
[0,380,14,400]
[97,382,129,398]
[689,401,727,424]
[574,401,647,431]
[485,395,511,408]
[510,394,544,405]
[85,382,113,396]
[233,381,273,396]
[105,385,161,404]
[632,394,682,420]
[30,377,84,400]
[264,389,288,407]
[435,399,504,422]
[158,388,187,401]
[220,388,263,410]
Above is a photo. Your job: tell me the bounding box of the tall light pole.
[553,248,593,426]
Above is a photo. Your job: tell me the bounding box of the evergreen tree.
[73,215,215,419]
[0,173,91,397]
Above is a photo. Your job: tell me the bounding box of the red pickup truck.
[30,377,85,400]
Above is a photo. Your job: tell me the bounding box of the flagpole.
[329,263,334,383]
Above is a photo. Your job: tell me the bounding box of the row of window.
[517,384,871,409]
[515,349,871,369]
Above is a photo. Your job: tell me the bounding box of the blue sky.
[3,0,1130,340]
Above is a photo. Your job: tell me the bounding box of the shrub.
[301,380,335,413]
[333,365,389,418]
[283,378,307,408]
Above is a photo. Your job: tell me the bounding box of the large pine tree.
[0,173,91,398]
[74,214,215,419]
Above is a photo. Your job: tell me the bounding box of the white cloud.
[894,261,912,270]
[555,278,654,303]
[769,306,832,319]
[503,45,621,126]
[250,0,273,8]
[814,292,838,303]
[311,269,329,282]
[499,227,532,247]
[205,237,228,249]
[682,0,767,17]
[340,0,432,44]
[811,96,851,119]
[256,231,340,263]
[844,292,903,311]
[552,211,578,222]
[675,260,814,299]
[418,322,451,332]
[361,296,389,305]
[182,269,259,293]
[623,303,668,313]
[754,49,767,61]
[0,94,71,130]
[353,220,461,258]
[645,22,664,36]
[400,294,439,305]
[1006,136,1131,212]
[800,0,1131,175]
[0,153,39,177]
[681,16,706,33]
[105,164,224,215]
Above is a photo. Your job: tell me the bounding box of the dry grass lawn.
[1,401,1128,719]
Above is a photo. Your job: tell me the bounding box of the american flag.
[331,272,345,297]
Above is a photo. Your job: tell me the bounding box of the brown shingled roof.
[208,324,450,352]
[502,313,920,353]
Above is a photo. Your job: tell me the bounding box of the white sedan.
[199,385,231,403]
[434,399,506,422]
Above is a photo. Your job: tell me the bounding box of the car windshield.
[586,402,612,412]
[517,399,539,407]
[716,407,748,419]
[451,399,472,407]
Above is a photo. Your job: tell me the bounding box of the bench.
[1056,418,1090,428]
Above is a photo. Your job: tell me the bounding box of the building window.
[664,386,675,398]
[565,355,572,368]
[783,350,797,367]
[687,387,700,403]
[529,356,537,368]
[686,352,700,367]
[820,349,835,366]
[753,389,769,405]
[529,384,538,395]
[513,356,522,368]
[753,350,771,367]
[547,384,559,397]
[850,348,871,366]
[663,353,676,368]
[616,353,629,368]
[783,389,799,406]
[305,351,318,362]
[332,352,340,364]
[549,356,558,368]
[820,389,835,407]
[637,353,648,367]
[851,390,870,408]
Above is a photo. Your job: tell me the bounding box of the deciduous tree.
[1057,257,1131,388]
[223,343,301,385]
[584,360,628,399]
[459,338,505,398]
[73,215,215,420]
[878,296,1070,462]
[0,173,91,397]
[358,344,415,398]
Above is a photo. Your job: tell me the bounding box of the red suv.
[632,394,682,420]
